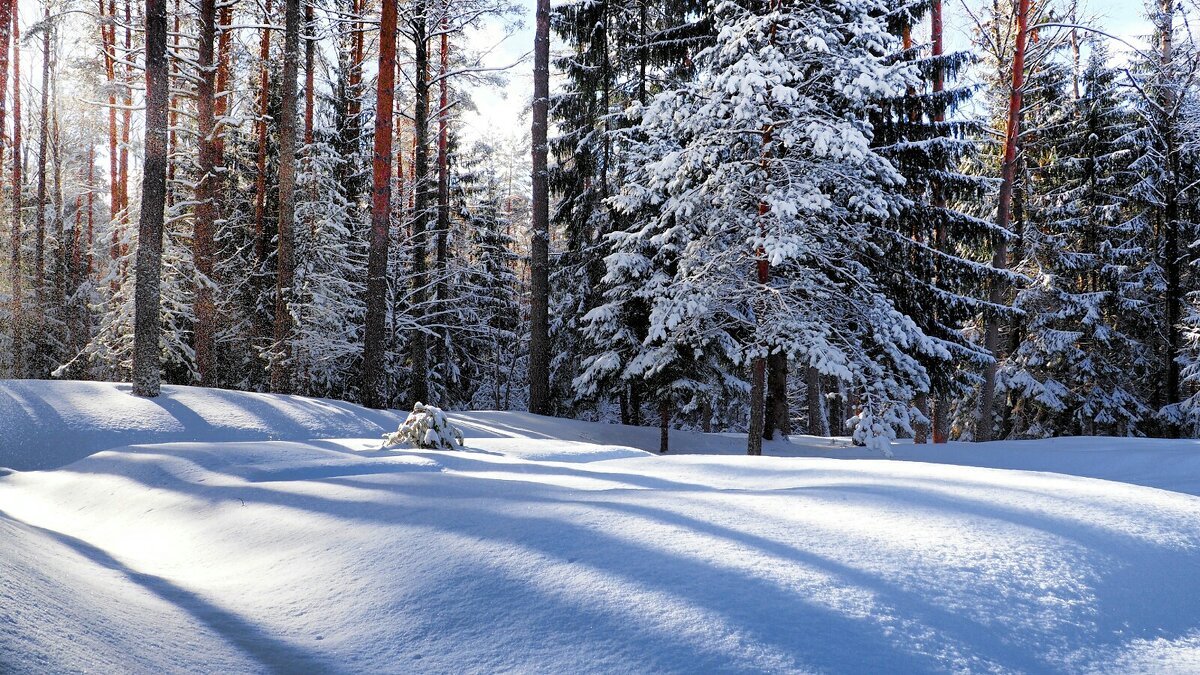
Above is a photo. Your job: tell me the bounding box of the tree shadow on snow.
[0,507,332,674]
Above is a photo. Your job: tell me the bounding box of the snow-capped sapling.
[382,403,466,450]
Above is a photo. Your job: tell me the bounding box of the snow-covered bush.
[382,403,465,450]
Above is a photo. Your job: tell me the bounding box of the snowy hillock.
[2,380,1199,673]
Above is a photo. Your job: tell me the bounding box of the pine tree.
[1000,40,1152,436]
[596,0,940,452]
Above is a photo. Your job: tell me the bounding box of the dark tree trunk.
[360,0,398,408]
[304,0,314,146]
[9,1,21,375]
[409,11,431,407]
[930,0,949,443]
[764,351,789,440]
[748,125,773,456]
[659,399,669,454]
[528,0,550,415]
[435,15,450,384]
[806,367,829,436]
[270,0,301,392]
[193,0,217,385]
[132,0,169,398]
[0,0,14,376]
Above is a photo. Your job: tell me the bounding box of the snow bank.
[0,380,404,471]
[2,382,1200,672]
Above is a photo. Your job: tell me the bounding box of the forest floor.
[2,380,1199,673]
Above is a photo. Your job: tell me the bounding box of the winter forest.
[0,0,1196,452]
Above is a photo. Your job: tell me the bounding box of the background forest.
[0,0,1197,449]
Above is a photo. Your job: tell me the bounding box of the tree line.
[0,0,1197,451]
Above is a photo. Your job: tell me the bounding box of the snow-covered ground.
[2,381,1199,673]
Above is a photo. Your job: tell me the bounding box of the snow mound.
[383,402,465,450]
[0,380,404,471]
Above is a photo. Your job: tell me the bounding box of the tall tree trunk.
[34,6,48,319]
[409,14,431,407]
[86,145,94,278]
[528,0,550,415]
[360,0,397,408]
[434,10,450,387]
[9,1,21,376]
[930,0,949,443]
[132,0,169,398]
[270,0,301,392]
[304,0,314,146]
[101,0,119,290]
[253,0,272,265]
[193,0,217,385]
[1159,0,1182,417]
[120,0,131,239]
[748,125,773,456]
[977,0,1028,442]
[0,0,13,376]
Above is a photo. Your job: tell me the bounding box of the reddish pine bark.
[930,0,950,443]
[978,0,1029,441]
[253,0,272,265]
[360,0,398,408]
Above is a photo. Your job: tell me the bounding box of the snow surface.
[2,380,1199,673]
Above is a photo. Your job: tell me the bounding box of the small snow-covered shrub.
[382,402,465,450]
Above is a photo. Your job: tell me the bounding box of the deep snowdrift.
[2,380,1199,673]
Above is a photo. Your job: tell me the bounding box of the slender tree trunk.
[806,367,829,436]
[34,7,48,317]
[253,0,272,265]
[120,0,131,241]
[1159,0,1182,417]
[132,0,169,398]
[528,0,550,414]
[193,0,217,385]
[977,0,1028,442]
[434,10,450,383]
[270,0,301,392]
[360,0,397,408]
[101,0,119,290]
[930,0,949,443]
[304,0,314,146]
[86,145,94,278]
[748,125,773,456]
[9,1,21,375]
[409,14,431,407]
[659,398,669,454]
[0,0,13,375]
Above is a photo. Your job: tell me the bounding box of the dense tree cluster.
[0,0,1198,450]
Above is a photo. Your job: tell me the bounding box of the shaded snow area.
[2,382,1200,673]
